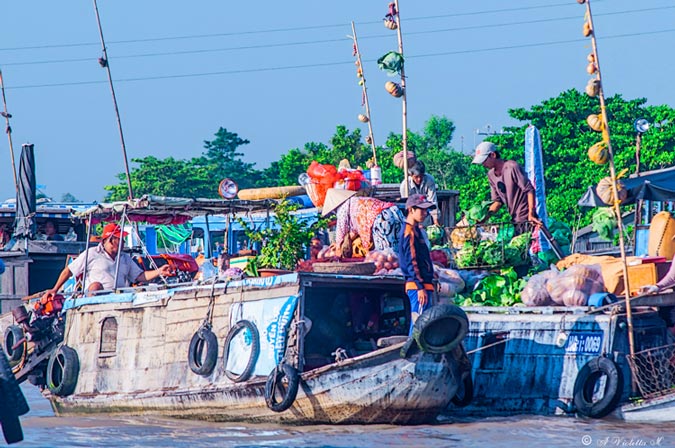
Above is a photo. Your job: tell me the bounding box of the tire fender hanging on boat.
[573,356,623,418]
[0,346,29,444]
[264,362,300,413]
[412,304,469,354]
[188,326,219,376]
[46,345,80,397]
[222,320,260,383]
[2,325,25,363]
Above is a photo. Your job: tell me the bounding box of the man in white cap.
[472,141,542,233]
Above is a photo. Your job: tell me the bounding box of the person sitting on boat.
[472,141,542,235]
[399,160,440,227]
[43,219,64,241]
[48,223,173,294]
[398,194,436,335]
[321,188,405,256]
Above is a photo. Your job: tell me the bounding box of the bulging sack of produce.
[521,270,558,307]
[546,264,606,306]
[435,266,466,294]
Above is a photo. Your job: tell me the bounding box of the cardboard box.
[627,262,671,295]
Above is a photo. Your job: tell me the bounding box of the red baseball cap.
[102,223,128,239]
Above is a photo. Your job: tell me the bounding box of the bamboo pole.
[393,0,409,197]
[92,0,134,201]
[584,0,636,362]
[350,22,378,167]
[0,70,18,193]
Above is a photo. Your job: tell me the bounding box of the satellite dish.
[634,118,650,134]
[218,178,238,199]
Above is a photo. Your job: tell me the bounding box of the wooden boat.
[1,195,470,425]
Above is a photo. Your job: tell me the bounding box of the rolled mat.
[237,186,306,200]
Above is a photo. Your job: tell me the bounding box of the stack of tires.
[0,346,29,444]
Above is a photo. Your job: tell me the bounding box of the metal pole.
[585,0,636,364]
[0,70,18,193]
[92,0,134,200]
[350,22,377,166]
[394,0,409,197]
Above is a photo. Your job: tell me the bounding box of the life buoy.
[46,345,80,397]
[412,304,469,354]
[264,363,300,413]
[573,356,623,418]
[222,320,260,383]
[2,325,25,363]
[188,327,218,376]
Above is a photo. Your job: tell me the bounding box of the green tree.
[60,192,79,202]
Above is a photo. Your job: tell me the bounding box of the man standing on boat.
[48,223,172,294]
[472,141,542,234]
[398,194,436,334]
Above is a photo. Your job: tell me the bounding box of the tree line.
[105,89,675,228]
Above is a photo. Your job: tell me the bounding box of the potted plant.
[239,198,327,274]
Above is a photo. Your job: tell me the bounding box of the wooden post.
[394,0,409,197]
[350,22,377,166]
[0,70,18,193]
[584,0,636,366]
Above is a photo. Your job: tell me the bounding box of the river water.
[12,385,675,448]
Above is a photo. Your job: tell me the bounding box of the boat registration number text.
[565,332,603,354]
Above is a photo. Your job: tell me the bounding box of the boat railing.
[626,343,675,399]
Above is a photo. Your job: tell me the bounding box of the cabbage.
[426,225,443,244]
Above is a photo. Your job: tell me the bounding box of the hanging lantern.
[358,114,370,123]
[588,141,609,165]
[586,114,604,132]
[585,79,600,97]
[385,81,403,97]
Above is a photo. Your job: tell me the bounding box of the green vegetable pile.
[455,267,526,307]
[536,218,573,268]
[455,231,531,269]
[592,207,617,241]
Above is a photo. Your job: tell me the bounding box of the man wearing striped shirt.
[398,194,436,334]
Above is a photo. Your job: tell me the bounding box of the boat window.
[99,317,118,355]
[479,331,508,370]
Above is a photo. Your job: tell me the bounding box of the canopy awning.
[73,195,278,225]
[578,166,675,207]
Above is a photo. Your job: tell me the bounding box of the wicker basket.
[312,261,376,275]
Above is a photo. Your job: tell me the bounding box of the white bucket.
[371,166,382,185]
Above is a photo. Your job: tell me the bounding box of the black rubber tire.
[452,372,474,407]
[223,320,260,383]
[412,304,469,354]
[3,325,25,363]
[188,327,218,376]
[46,345,79,397]
[0,347,29,420]
[573,356,623,419]
[265,363,300,413]
[1,415,23,445]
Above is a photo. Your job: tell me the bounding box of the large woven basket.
[312,261,376,275]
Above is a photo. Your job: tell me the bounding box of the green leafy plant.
[238,198,328,271]
[455,267,526,307]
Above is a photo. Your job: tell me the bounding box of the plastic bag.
[365,248,400,273]
[435,266,466,293]
[199,261,218,282]
[521,270,558,307]
[547,265,606,306]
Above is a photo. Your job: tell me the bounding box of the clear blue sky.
[1,0,673,202]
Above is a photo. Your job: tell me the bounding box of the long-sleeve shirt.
[488,160,535,224]
[398,222,434,290]
[400,173,439,224]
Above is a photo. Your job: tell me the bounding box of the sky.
[0,0,674,203]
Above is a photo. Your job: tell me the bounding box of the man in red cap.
[49,223,173,294]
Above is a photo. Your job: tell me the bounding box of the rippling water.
[12,385,675,448]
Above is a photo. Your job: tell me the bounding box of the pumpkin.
[358,114,369,123]
[577,0,587,3]
[583,21,593,37]
[365,135,373,144]
[588,141,609,165]
[586,62,597,75]
[384,81,403,97]
[596,177,625,205]
[586,114,604,132]
[383,18,398,30]
[585,79,600,97]
[587,53,595,63]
